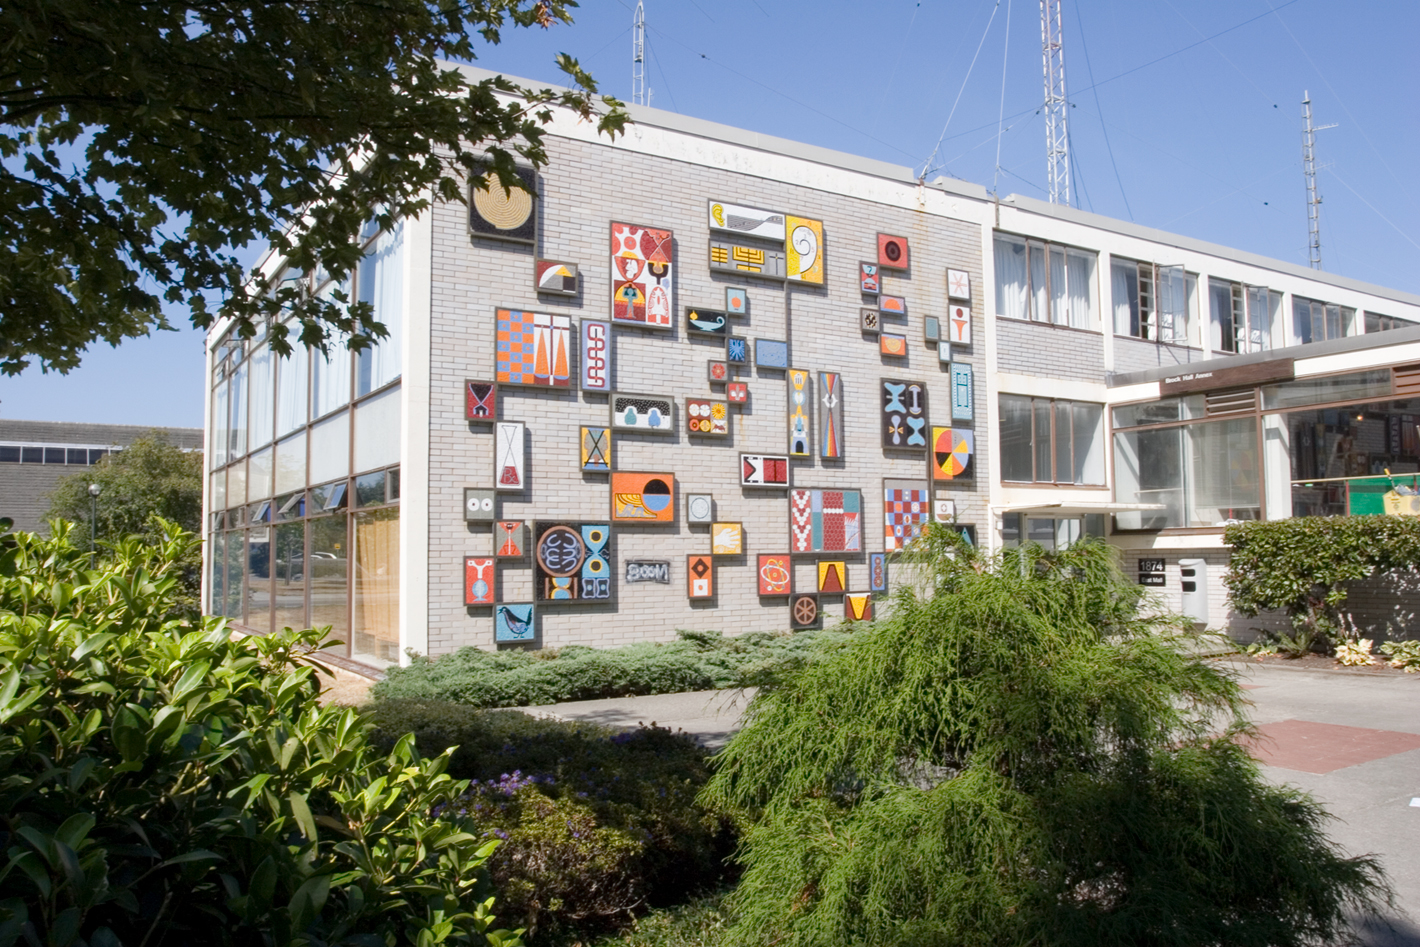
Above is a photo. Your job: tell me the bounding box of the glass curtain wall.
[206,218,405,667]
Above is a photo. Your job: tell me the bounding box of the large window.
[1364,311,1416,335]
[1114,416,1261,529]
[1209,279,1279,353]
[1000,395,1105,484]
[1001,513,1106,549]
[1112,257,1197,344]
[1292,296,1355,345]
[994,234,1097,329]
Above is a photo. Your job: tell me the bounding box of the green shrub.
[368,702,735,942]
[1225,516,1420,653]
[371,629,857,708]
[702,528,1389,947]
[1380,639,1420,671]
[586,892,731,947]
[0,518,522,946]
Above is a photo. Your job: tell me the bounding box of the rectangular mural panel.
[948,303,972,345]
[495,520,527,558]
[687,494,714,524]
[860,262,880,295]
[951,364,974,420]
[947,268,972,301]
[580,426,611,472]
[626,560,670,584]
[881,379,928,451]
[534,522,613,602]
[610,472,676,523]
[726,286,748,315]
[845,592,874,621]
[884,478,930,551]
[710,239,786,279]
[708,360,729,384]
[790,592,820,628]
[818,372,843,459]
[469,165,537,245]
[580,320,611,391]
[688,554,715,599]
[870,552,887,591]
[817,561,846,593]
[860,308,880,334]
[465,381,497,421]
[711,522,743,555]
[931,426,973,480]
[464,557,495,605]
[535,259,579,297]
[879,295,907,316]
[789,488,863,554]
[877,233,909,270]
[783,216,825,285]
[495,603,535,642]
[740,453,790,487]
[610,393,676,435]
[755,339,789,369]
[686,398,730,437]
[787,369,811,456]
[686,307,729,336]
[496,310,572,388]
[726,337,748,364]
[611,221,673,328]
[727,382,749,403]
[757,554,792,596]
[494,421,525,491]
[464,488,495,522]
[880,333,907,357]
[707,200,787,240]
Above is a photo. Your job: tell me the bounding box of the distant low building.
[0,420,203,532]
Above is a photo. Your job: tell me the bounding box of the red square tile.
[1244,719,1420,774]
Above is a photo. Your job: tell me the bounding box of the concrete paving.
[531,661,1420,943]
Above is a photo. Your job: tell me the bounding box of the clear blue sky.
[3,0,1416,428]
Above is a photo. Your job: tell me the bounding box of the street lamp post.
[88,483,102,558]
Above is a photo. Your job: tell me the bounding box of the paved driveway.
[531,662,1420,943]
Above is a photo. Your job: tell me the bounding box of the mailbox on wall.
[1179,558,1208,624]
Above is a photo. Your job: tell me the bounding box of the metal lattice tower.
[1301,91,1336,270]
[1040,0,1072,206]
[632,1,646,106]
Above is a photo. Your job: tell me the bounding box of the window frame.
[994,232,1099,330]
[999,394,1106,486]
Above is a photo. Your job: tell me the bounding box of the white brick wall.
[424,136,985,654]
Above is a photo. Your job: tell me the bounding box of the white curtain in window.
[357,222,405,397]
[1111,260,1137,336]
[1066,250,1094,329]
[275,340,308,437]
[1157,266,1187,344]
[247,343,274,451]
[994,235,1028,320]
[1029,241,1047,322]
[1049,246,1068,325]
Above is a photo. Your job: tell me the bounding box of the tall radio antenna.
[1040,0,1072,206]
[632,1,647,106]
[1302,91,1336,270]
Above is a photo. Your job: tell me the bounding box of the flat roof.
[454,63,1420,311]
[1108,322,1420,387]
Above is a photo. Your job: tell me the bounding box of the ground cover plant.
[702,527,1390,947]
[368,702,735,942]
[0,518,521,946]
[371,629,856,708]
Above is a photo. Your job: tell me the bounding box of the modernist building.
[201,65,1420,670]
[1,420,203,532]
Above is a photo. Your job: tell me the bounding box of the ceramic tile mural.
[877,233,909,270]
[495,520,527,558]
[610,471,675,523]
[686,494,714,524]
[496,310,572,388]
[688,554,715,599]
[881,379,928,450]
[726,337,748,364]
[465,381,496,422]
[755,339,789,369]
[711,522,743,555]
[951,364,974,420]
[845,593,874,621]
[727,382,749,403]
[495,603,535,642]
[741,453,790,487]
[870,552,887,592]
[789,488,863,554]
[469,166,536,244]
[818,372,843,459]
[464,557,495,606]
[580,426,611,472]
[790,592,820,628]
[726,286,748,315]
[494,421,525,491]
[932,426,973,480]
[933,498,956,522]
[534,522,612,602]
[707,200,786,240]
[879,295,907,316]
[860,308,880,333]
[817,561,846,593]
[626,560,670,584]
[757,554,792,596]
[787,369,811,456]
[710,238,786,279]
[464,488,495,522]
[535,259,579,296]
[948,304,971,345]
[784,215,825,285]
[611,221,673,328]
[880,333,907,357]
[686,398,729,437]
[947,268,971,301]
[883,478,930,551]
[924,316,940,343]
[686,307,729,336]
[610,393,676,435]
[859,262,880,294]
[580,320,611,391]
[708,360,728,383]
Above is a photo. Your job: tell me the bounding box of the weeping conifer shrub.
[700,528,1388,947]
